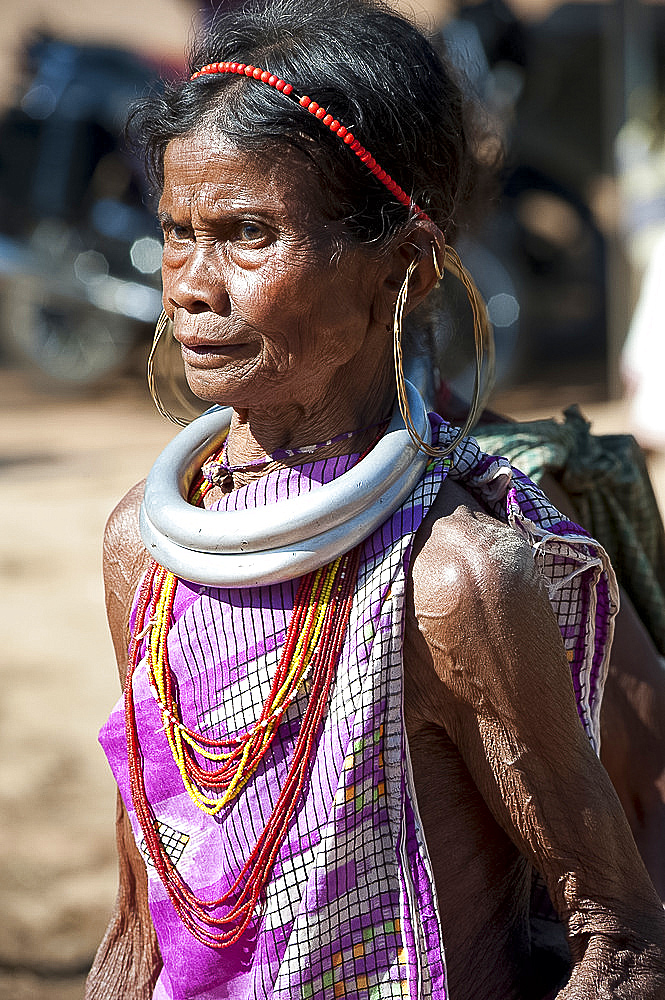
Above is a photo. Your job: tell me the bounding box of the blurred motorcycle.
[436,1,608,396]
[0,35,164,389]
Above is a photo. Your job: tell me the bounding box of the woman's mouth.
[178,339,254,367]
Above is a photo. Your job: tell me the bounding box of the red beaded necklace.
[190,60,432,222]
[124,447,362,947]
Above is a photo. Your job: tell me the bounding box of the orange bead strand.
[124,442,362,947]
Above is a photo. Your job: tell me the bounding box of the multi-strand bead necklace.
[124,434,362,947]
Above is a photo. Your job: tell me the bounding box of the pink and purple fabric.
[99,415,617,999]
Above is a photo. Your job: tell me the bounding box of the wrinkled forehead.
[160,127,341,226]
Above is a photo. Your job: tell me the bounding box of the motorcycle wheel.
[1,281,138,391]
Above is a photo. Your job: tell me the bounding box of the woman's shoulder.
[103,481,152,681]
[410,477,546,624]
[103,480,146,567]
[406,478,565,727]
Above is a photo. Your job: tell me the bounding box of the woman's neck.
[218,363,396,492]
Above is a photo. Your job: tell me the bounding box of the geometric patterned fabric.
[99,413,617,999]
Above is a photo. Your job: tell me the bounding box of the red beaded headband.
[190,61,430,221]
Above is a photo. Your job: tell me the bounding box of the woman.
[86,2,665,998]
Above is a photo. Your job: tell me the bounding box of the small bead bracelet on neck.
[202,418,390,486]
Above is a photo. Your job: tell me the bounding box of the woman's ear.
[371,224,444,327]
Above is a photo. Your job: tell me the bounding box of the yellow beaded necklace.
[145,554,346,814]
[136,432,358,816]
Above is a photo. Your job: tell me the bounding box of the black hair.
[128,0,483,246]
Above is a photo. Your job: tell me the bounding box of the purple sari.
[99,415,616,999]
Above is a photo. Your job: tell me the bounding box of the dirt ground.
[0,368,174,999]
[0,365,663,999]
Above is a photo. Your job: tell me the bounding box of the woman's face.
[159,130,391,414]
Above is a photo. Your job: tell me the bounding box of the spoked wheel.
[2,279,138,391]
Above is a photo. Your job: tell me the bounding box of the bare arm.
[409,492,665,998]
[540,470,665,901]
[599,589,665,901]
[85,482,162,999]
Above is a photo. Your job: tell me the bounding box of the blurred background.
[1,1,664,997]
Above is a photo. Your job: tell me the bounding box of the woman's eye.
[239,222,267,243]
[162,223,190,242]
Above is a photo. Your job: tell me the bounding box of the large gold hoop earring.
[393,258,440,455]
[443,245,496,441]
[432,241,444,282]
[393,247,495,460]
[147,310,190,427]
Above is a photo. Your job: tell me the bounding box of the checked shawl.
[99,414,617,999]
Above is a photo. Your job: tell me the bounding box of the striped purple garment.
[99,414,617,999]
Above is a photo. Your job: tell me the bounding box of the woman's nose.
[166,247,230,316]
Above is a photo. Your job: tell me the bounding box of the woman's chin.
[185,373,236,408]
[183,367,266,411]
